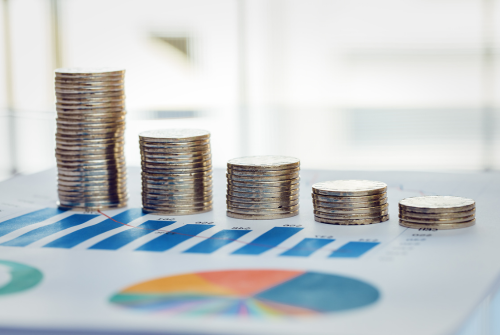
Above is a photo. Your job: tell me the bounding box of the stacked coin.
[312,180,389,225]
[399,196,476,229]
[55,68,127,210]
[226,156,300,220]
[140,129,212,215]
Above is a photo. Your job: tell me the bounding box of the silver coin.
[55,80,124,87]
[56,148,125,156]
[399,196,476,213]
[141,151,212,160]
[56,106,124,114]
[312,198,388,209]
[398,214,476,224]
[142,207,213,216]
[142,197,213,206]
[226,173,299,182]
[56,142,124,150]
[142,198,213,207]
[141,192,212,201]
[58,196,128,204]
[227,189,299,199]
[56,129,125,137]
[58,169,127,178]
[58,179,127,188]
[314,209,389,220]
[139,139,209,148]
[312,180,387,196]
[141,160,212,170]
[311,193,387,203]
[55,87,124,94]
[140,145,210,154]
[142,155,212,165]
[56,94,125,101]
[314,214,390,225]
[141,166,212,175]
[227,155,300,171]
[227,204,299,214]
[399,219,476,230]
[55,103,125,111]
[57,174,127,182]
[55,154,125,162]
[226,194,299,203]
[226,199,299,209]
[139,129,210,143]
[142,175,211,184]
[398,208,476,219]
[142,186,212,195]
[58,202,127,211]
[55,67,125,75]
[314,203,389,214]
[226,210,299,220]
[56,118,126,126]
[55,133,124,140]
[227,178,299,188]
[58,199,127,207]
[227,167,300,177]
[57,164,126,173]
[58,183,127,192]
[142,171,211,180]
[227,184,298,193]
[58,192,128,200]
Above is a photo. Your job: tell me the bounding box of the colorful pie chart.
[110,269,379,316]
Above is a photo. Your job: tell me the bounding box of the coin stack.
[312,180,389,225]
[226,156,300,220]
[399,196,476,229]
[55,68,127,210]
[140,129,213,215]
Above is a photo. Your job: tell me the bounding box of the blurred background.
[1,0,500,181]
[1,1,500,333]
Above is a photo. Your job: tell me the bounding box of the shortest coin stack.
[226,155,300,220]
[140,129,213,215]
[312,180,389,225]
[399,196,476,229]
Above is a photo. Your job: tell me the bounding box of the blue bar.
[0,208,68,238]
[44,208,144,249]
[136,224,214,252]
[0,214,99,247]
[329,242,379,258]
[280,238,334,257]
[183,229,251,254]
[89,220,176,250]
[232,227,302,255]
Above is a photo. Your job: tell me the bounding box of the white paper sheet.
[0,167,499,335]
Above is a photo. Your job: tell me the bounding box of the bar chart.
[0,208,380,258]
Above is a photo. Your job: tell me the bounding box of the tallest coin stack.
[55,68,128,210]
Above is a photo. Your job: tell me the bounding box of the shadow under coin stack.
[399,196,476,229]
[312,180,389,225]
[139,129,213,215]
[55,68,127,210]
[226,156,300,220]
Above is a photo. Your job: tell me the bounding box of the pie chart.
[110,269,379,316]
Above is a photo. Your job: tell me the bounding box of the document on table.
[0,167,498,335]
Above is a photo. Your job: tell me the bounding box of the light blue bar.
[329,241,379,258]
[136,224,214,252]
[1,214,98,247]
[44,209,144,249]
[89,220,176,250]
[280,238,334,257]
[232,227,302,255]
[183,229,251,254]
[0,208,67,237]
